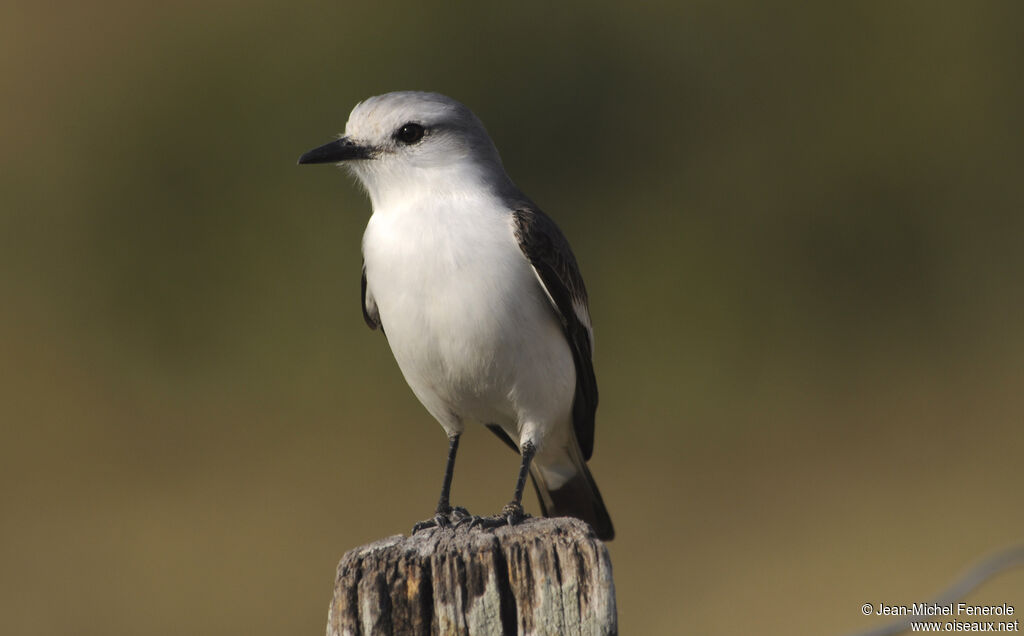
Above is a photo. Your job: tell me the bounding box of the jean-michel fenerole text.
[874,603,1015,617]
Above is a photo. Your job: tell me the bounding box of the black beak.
[297,137,371,165]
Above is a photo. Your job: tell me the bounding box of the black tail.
[530,442,615,541]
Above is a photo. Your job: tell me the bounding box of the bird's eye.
[395,123,426,145]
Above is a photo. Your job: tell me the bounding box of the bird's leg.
[463,441,536,530]
[412,434,464,534]
[500,440,535,524]
[436,433,460,515]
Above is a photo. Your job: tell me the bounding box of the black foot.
[457,501,531,531]
[411,513,448,534]
[500,501,528,525]
[411,506,472,534]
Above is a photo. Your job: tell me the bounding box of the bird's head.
[299,91,511,208]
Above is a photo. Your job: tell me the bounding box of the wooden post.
[326,517,617,635]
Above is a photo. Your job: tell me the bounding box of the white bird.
[299,91,613,540]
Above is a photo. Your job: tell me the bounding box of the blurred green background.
[2,2,1022,634]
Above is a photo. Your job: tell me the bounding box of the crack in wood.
[327,517,616,635]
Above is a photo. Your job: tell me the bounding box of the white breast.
[361,194,575,439]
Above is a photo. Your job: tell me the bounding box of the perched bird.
[298,91,613,540]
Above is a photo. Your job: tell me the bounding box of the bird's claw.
[412,506,473,534]
[454,501,530,531]
[413,503,529,534]
[500,501,527,525]
[411,513,449,534]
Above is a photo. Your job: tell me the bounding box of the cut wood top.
[327,517,617,636]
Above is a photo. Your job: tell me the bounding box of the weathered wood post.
[326,517,616,635]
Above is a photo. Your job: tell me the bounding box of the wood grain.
[327,517,616,635]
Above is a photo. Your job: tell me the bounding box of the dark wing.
[512,207,598,460]
[361,263,381,331]
[485,423,520,453]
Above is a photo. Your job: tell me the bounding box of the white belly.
[361,197,575,442]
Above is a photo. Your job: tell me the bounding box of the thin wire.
[845,543,1024,636]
